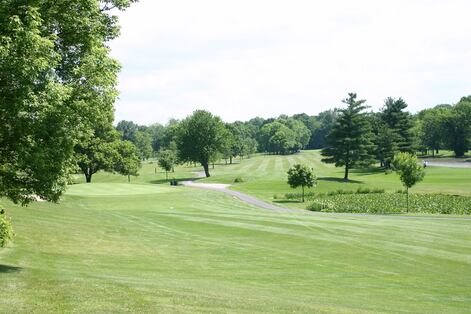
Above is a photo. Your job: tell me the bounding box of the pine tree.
[380,98,415,153]
[321,93,375,181]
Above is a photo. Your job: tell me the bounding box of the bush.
[306,193,471,215]
[0,208,14,247]
[285,191,316,200]
[234,177,244,183]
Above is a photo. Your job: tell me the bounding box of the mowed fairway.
[1,151,471,312]
[202,151,471,206]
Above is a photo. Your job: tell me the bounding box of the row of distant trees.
[112,94,470,180]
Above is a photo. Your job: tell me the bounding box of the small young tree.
[287,164,317,202]
[158,149,176,180]
[392,152,425,212]
[0,208,14,248]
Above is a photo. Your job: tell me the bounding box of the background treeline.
[114,95,470,165]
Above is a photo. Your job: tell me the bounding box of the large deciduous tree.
[321,93,375,181]
[176,110,230,177]
[0,1,135,204]
[75,126,141,183]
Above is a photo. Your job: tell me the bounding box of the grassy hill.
[1,150,470,312]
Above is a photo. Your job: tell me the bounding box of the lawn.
[1,150,470,312]
[200,151,471,207]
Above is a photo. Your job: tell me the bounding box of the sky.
[110,0,471,125]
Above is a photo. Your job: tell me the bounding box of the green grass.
[1,150,471,312]
[2,185,471,312]
[200,151,471,209]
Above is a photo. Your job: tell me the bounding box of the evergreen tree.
[321,93,375,180]
[380,98,415,153]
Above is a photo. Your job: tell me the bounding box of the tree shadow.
[0,264,22,273]
[273,200,303,204]
[150,177,204,185]
[318,177,363,184]
[350,168,385,175]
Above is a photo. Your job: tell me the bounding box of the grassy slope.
[1,186,471,313]
[1,151,470,312]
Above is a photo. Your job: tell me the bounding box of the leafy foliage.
[287,164,316,202]
[0,1,134,203]
[176,110,230,177]
[157,149,177,179]
[391,152,426,212]
[0,208,14,247]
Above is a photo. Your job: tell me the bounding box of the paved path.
[182,180,294,212]
[426,161,471,168]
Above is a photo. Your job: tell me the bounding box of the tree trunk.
[128,174,130,183]
[166,171,168,180]
[203,163,211,177]
[85,168,92,183]
[406,187,409,213]
[344,165,349,181]
[302,185,305,203]
[230,156,233,164]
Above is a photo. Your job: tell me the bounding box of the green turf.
[200,151,471,208]
[1,151,470,312]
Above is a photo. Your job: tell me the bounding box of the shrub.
[285,191,316,200]
[0,208,14,247]
[234,177,244,183]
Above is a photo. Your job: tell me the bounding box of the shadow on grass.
[274,200,304,204]
[350,168,385,175]
[150,177,204,185]
[318,177,363,184]
[0,264,22,273]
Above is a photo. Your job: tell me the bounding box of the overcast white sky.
[110,0,471,125]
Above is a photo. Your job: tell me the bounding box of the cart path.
[182,180,294,213]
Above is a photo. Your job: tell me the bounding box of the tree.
[134,130,153,160]
[116,120,139,142]
[176,110,230,177]
[0,208,14,248]
[417,107,449,156]
[0,1,135,204]
[380,98,415,153]
[75,126,140,183]
[374,124,398,168]
[158,149,177,180]
[442,99,471,157]
[287,164,317,202]
[310,110,337,149]
[112,141,141,182]
[321,93,375,180]
[391,152,425,213]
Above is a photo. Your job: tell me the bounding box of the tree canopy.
[176,110,230,177]
[0,1,134,204]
